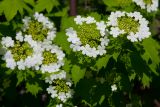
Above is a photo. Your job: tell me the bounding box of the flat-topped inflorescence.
[132,0,158,12]
[107,11,151,42]
[66,15,109,58]
[1,32,43,70]
[45,71,73,102]
[35,44,65,73]
[22,12,56,43]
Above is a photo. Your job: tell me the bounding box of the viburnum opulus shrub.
[0,0,160,107]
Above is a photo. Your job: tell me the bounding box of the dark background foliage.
[0,0,160,107]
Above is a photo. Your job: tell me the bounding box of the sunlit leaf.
[0,0,32,21]
[35,0,59,13]
[26,82,42,96]
[71,65,86,85]
[142,38,160,75]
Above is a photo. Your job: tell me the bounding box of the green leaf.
[130,52,152,87]
[16,71,26,86]
[141,38,160,75]
[89,12,101,21]
[94,55,111,71]
[0,47,6,55]
[112,52,120,62]
[71,65,86,85]
[130,52,150,74]
[24,0,35,6]
[103,0,132,7]
[35,0,59,13]
[141,73,151,88]
[99,95,105,105]
[129,72,136,81]
[54,32,71,54]
[26,82,42,96]
[54,7,69,17]
[62,58,72,72]
[0,0,32,21]
[61,16,76,30]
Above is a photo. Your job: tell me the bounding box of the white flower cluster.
[34,43,65,73]
[1,13,65,73]
[1,34,65,72]
[107,11,151,42]
[132,0,158,12]
[46,71,73,103]
[22,12,56,43]
[66,15,109,58]
[1,32,43,70]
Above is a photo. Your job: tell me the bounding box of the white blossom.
[111,84,117,92]
[5,58,16,70]
[45,71,67,84]
[16,31,24,42]
[1,37,14,48]
[74,15,85,25]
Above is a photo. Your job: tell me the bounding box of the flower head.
[107,11,151,42]
[132,0,158,12]
[46,71,73,102]
[66,16,109,58]
[1,34,43,70]
[22,12,56,43]
[37,45,65,73]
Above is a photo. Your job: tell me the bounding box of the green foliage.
[71,65,86,85]
[103,0,132,7]
[141,37,160,75]
[103,0,135,12]
[142,73,152,87]
[0,0,160,107]
[0,0,32,21]
[35,0,59,13]
[130,52,151,87]
[16,70,26,86]
[26,82,42,96]
[53,7,69,17]
[54,32,71,54]
[93,55,111,71]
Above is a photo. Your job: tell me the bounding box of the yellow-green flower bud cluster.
[53,79,70,93]
[77,23,101,48]
[143,0,152,4]
[66,16,109,58]
[26,20,49,41]
[10,41,33,61]
[22,12,56,44]
[42,51,58,65]
[118,16,140,34]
